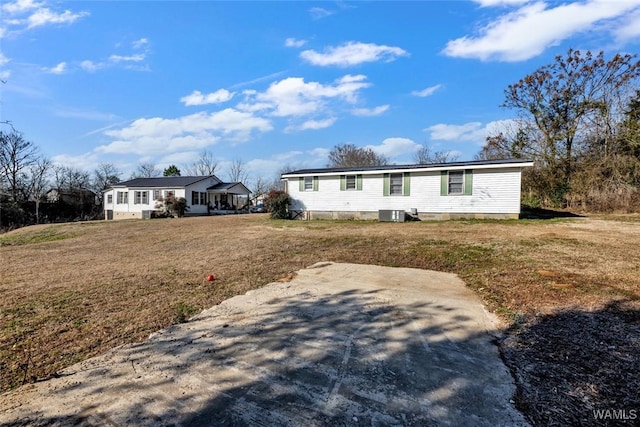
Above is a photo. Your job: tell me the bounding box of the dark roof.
[111,175,217,188]
[208,182,240,190]
[282,158,533,176]
[207,182,251,193]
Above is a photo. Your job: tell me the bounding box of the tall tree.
[414,145,459,164]
[93,163,121,205]
[132,162,160,178]
[0,131,39,205]
[327,143,389,167]
[163,165,181,177]
[27,158,52,224]
[185,150,218,176]
[227,159,249,183]
[502,50,640,191]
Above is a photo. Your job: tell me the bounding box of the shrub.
[162,196,189,218]
[264,190,290,219]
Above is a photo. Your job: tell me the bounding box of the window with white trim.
[448,171,464,195]
[345,175,356,190]
[304,176,313,191]
[389,173,403,195]
[117,191,128,204]
[134,191,149,204]
[107,194,113,204]
[153,189,161,200]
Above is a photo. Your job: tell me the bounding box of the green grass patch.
[0,226,80,246]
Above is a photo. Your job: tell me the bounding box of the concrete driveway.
[0,262,528,426]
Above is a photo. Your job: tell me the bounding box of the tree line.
[478,49,640,211]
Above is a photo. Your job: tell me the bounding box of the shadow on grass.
[520,207,585,220]
[501,300,640,426]
[1,285,526,426]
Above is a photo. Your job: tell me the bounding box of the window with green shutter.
[441,170,473,195]
[341,174,363,191]
[384,172,410,196]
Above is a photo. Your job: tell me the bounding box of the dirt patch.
[502,301,640,426]
[1,215,639,424]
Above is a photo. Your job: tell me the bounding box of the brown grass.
[1,214,639,396]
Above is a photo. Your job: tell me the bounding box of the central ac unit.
[378,210,405,222]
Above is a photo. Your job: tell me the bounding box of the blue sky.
[1,0,639,184]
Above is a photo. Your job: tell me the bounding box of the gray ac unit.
[378,210,405,222]
[141,210,152,219]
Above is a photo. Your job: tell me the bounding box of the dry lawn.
[1,214,639,424]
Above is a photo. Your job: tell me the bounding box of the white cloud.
[351,105,389,117]
[100,109,273,155]
[0,52,10,67]
[132,38,149,49]
[43,61,66,74]
[425,120,517,145]
[248,74,371,118]
[180,89,234,106]
[80,60,103,72]
[285,37,307,48]
[366,137,422,158]
[0,28,6,38]
[27,8,88,29]
[300,41,409,67]
[109,53,145,63]
[614,8,640,42]
[285,117,336,133]
[0,70,10,80]
[2,0,43,14]
[443,1,640,62]
[412,84,442,97]
[51,152,101,171]
[309,7,334,20]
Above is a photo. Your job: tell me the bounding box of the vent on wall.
[378,210,405,222]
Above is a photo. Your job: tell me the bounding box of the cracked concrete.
[0,262,529,426]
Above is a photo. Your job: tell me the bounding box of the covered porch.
[207,182,251,213]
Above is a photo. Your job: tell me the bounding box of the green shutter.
[299,177,304,191]
[383,173,390,196]
[464,170,473,195]
[340,175,346,191]
[440,171,448,196]
[356,174,363,191]
[403,172,411,196]
[313,176,319,191]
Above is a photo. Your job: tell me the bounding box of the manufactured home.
[281,159,533,221]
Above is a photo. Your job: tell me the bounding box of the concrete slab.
[0,262,529,426]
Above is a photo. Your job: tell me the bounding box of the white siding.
[288,168,523,215]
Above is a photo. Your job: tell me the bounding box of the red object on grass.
[206,274,215,281]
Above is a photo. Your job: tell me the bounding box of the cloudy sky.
[1,0,639,183]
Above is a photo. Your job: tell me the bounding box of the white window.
[153,189,161,200]
[107,194,113,204]
[448,171,464,195]
[134,191,149,204]
[117,191,128,204]
[345,175,356,190]
[304,176,313,191]
[389,173,403,195]
[192,191,207,205]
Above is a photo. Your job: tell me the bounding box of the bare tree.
[131,162,160,179]
[227,158,249,183]
[27,158,52,223]
[414,145,460,164]
[93,163,121,205]
[327,143,388,167]
[185,150,218,176]
[0,131,39,204]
